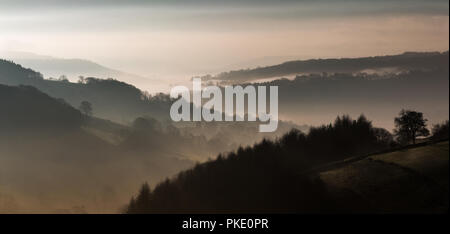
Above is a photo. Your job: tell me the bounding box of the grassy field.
[320,141,449,213]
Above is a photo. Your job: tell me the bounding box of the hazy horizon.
[1,0,448,87]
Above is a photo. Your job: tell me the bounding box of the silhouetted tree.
[79,101,93,116]
[78,76,85,84]
[127,182,152,214]
[431,120,449,141]
[373,128,394,145]
[126,197,137,213]
[394,110,430,144]
[58,75,68,82]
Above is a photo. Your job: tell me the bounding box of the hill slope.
[208,51,449,82]
[0,84,193,213]
[0,51,162,92]
[126,128,448,214]
[0,59,305,148]
[0,84,83,131]
[125,116,399,213]
[244,61,449,129]
[0,59,171,124]
[320,141,449,213]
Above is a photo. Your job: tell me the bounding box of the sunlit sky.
[0,0,449,82]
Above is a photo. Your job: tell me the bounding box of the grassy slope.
[320,141,449,213]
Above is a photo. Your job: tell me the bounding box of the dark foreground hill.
[320,141,448,213]
[125,116,402,213]
[126,125,448,213]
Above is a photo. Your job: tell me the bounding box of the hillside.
[3,52,448,131]
[0,59,171,124]
[0,59,303,148]
[0,84,194,213]
[207,51,449,82]
[125,118,448,213]
[1,51,164,93]
[2,83,302,213]
[198,51,450,130]
[243,63,448,129]
[125,116,397,213]
[199,62,449,130]
[320,141,449,213]
[0,84,83,131]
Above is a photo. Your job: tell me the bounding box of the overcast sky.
[0,0,448,82]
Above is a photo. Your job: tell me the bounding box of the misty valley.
[170,78,279,132]
[0,51,448,214]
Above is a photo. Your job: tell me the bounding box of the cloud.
[0,0,448,16]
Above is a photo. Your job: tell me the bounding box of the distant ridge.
[0,58,171,124]
[205,51,449,83]
[0,51,160,93]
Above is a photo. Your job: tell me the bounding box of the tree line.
[125,110,448,213]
